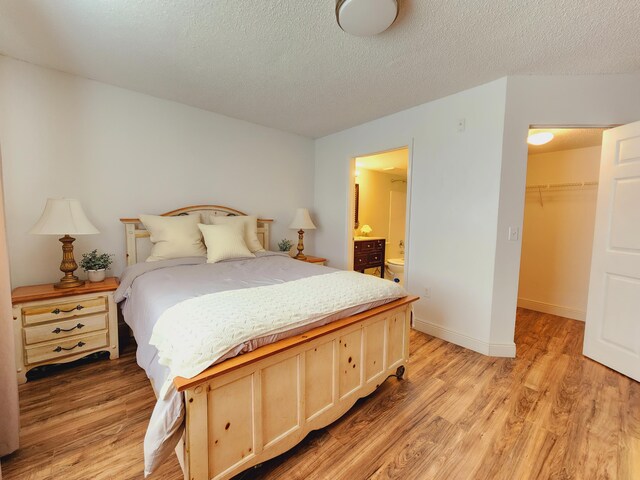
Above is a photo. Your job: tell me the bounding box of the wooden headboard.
[120,205,273,265]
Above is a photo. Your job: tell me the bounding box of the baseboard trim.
[413,317,516,358]
[517,298,585,321]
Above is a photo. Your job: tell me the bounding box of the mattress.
[114,251,405,475]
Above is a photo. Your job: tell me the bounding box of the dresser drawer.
[354,239,386,275]
[354,254,368,268]
[356,240,384,250]
[367,252,383,264]
[25,332,109,365]
[355,253,385,270]
[21,296,108,326]
[23,313,108,346]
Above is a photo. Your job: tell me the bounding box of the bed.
[116,205,418,480]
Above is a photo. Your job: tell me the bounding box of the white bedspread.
[151,270,405,398]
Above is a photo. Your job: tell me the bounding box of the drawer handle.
[53,341,86,353]
[52,323,85,334]
[51,305,84,315]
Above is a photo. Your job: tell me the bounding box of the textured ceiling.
[357,148,408,174]
[0,1,639,138]
[528,128,608,154]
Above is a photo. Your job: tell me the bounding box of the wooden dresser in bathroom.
[354,238,385,278]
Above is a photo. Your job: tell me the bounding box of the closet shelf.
[526,181,598,207]
[525,181,598,190]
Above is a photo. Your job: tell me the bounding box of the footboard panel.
[183,301,413,480]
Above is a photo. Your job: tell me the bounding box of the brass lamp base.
[54,235,85,289]
[293,229,307,260]
[54,276,85,289]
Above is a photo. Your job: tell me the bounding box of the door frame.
[346,143,414,290]
[514,124,619,330]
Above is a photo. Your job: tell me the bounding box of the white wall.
[518,146,601,320]
[491,74,640,349]
[316,73,640,357]
[0,57,315,287]
[315,78,511,354]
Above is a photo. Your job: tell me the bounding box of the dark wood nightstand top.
[12,277,120,305]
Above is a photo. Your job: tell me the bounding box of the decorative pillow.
[210,215,265,252]
[198,223,255,264]
[139,214,206,262]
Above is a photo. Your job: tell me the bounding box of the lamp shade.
[289,208,316,230]
[29,198,99,235]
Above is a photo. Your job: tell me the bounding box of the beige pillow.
[139,214,206,262]
[210,215,264,252]
[198,223,255,263]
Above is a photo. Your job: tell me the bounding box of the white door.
[584,121,640,381]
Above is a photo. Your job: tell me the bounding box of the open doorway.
[517,127,609,322]
[350,147,410,284]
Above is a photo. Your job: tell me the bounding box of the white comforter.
[151,270,406,398]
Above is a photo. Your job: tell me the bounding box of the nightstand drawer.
[22,296,108,326]
[23,313,108,346]
[25,332,108,365]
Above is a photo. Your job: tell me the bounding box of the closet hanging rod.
[525,181,598,190]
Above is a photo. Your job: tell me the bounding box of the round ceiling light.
[336,0,398,37]
[527,132,554,145]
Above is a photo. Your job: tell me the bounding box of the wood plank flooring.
[2,309,638,479]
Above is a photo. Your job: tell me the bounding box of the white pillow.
[139,214,206,262]
[210,215,265,252]
[198,223,255,263]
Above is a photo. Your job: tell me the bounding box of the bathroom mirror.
[354,184,360,229]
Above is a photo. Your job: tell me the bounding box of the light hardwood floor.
[2,309,638,479]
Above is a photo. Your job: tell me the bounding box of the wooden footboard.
[176,296,417,480]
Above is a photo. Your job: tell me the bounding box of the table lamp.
[289,208,316,260]
[29,198,99,289]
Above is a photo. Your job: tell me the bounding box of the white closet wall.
[518,145,601,320]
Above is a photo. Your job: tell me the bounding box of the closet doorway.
[349,147,411,285]
[517,127,608,321]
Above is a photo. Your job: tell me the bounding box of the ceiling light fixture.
[527,132,554,145]
[336,0,398,37]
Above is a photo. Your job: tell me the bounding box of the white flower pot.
[87,269,106,283]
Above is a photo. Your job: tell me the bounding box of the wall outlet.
[457,118,466,132]
[423,287,431,299]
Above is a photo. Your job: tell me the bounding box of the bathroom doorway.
[350,147,410,285]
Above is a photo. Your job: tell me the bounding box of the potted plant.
[278,238,293,254]
[80,249,114,283]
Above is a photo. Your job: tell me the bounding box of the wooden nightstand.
[297,255,327,265]
[11,277,120,384]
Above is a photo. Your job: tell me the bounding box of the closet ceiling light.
[527,132,554,145]
[336,0,399,37]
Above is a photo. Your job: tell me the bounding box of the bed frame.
[121,205,418,480]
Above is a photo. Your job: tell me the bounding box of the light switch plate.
[508,227,519,241]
